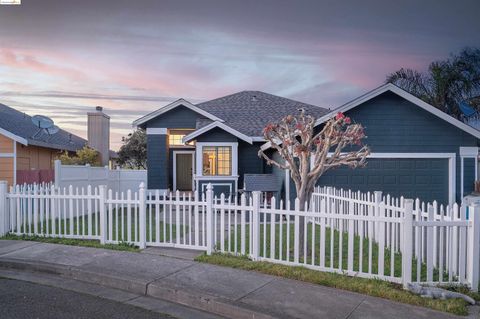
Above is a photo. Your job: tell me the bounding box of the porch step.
[141,247,204,260]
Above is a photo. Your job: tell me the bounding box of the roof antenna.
[31,115,60,138]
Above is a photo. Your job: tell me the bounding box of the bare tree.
[259,109,370,248]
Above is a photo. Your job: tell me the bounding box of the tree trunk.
[297,190,308,260]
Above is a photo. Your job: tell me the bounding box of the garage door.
[317,158,449,205]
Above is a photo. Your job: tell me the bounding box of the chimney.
[87,106,110,166]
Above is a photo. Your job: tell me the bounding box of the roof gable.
[183,121,253,144]
[133,98,224,127]
[314,83,480,139]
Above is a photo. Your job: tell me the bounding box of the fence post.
[138,182,146,249]
[468,204,480,292]
[54,160,61,188]
[347,193,355,272]
[426,204,435,282]
[294,198,300,263]
[326,187,333,213]
[99,185,107,244]
[374,191,382,242]
[206,184,215,255]
[251,191,261,261]
[402,199,414,289]
[0,181,7,236]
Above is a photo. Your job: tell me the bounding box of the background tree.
[117,128,147,169]
[59,146,100,166]
[259,109,370,247]
[387,47,480,117]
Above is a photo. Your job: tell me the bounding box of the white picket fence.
[0,180,478,291]
[54,160,147,194]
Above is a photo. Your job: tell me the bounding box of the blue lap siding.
[318,158,449,205]
[147,134,168,189]
[315,91,479,204]
[142,105,200,189]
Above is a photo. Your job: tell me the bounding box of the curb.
[0,258,275,319]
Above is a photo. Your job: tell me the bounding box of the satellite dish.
[31,115,59,136]
[45,125,60,135]
[32,115,54,129]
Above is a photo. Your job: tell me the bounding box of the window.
[202,146,231,176]
[168,130,194,146]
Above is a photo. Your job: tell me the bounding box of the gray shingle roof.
[196,91,329,137]
[195,118,213,129]
[244,174,279,192]
[0,103,87,152]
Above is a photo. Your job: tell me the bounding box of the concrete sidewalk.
[0,240,474,319]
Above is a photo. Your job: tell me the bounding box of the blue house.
[134,84,480,205]
[133,91,328,197]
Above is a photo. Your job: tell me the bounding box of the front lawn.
[224,222,442,281]
[11,208,183,244]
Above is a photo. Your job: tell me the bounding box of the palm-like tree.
[387,48,480,118]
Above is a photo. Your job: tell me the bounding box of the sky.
[0,0,479,150]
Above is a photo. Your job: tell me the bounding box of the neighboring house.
[135,84,480,206]
[0,104,117,186]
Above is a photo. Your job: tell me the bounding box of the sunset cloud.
[0,0,479,150]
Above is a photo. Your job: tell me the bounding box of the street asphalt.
[0,278,172,319]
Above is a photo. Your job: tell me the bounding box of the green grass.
[196,253,479,316]
[12,207,184,244]
[1,233,139,252]
[224,222,443,281]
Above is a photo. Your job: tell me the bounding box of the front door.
[176,153,193,191]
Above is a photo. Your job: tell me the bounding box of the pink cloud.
[0,49,88,82]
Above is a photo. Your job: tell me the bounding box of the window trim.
[195,142,238,178]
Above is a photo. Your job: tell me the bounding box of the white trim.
[0,128,28,146]
[459,147,479,157]
[260,141,272,151]
[314,83,480,139]
[200,182,233,195]
[195,142,238,177]
[13,142,16,186]
[195,175,239,180]
[0,153,14,158]
[173,150,195,191]
[367,152,456,159]
[146,127,167,135]
[183,121,253,144]
[133,99,224,126]
[310,152,456,205]
[251,136,265,142]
